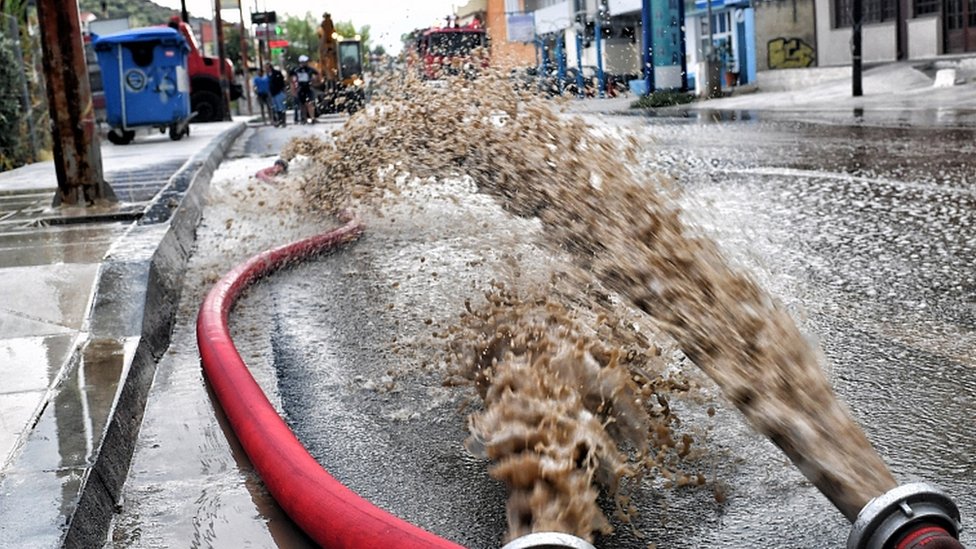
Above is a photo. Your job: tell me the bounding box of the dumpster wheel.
[169,122,189,141]
[107,128,135,145]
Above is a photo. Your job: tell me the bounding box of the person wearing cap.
[289,54,319,124]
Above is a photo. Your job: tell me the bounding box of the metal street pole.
[575,29,584,98]
[556,32,565,95]
[852,0,863,96]
[595,9,605,98]
[238,1,252,114]
[706,0,714,58]
[36,0,116,206]
[678,0,688,91]
[641,0,654,95]
[214,0,232,119]
[181,0,189,23]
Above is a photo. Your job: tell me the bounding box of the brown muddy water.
[278,73,900,543]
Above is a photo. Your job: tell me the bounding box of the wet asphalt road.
[260,114,975,548]
[114,112,974,548]
[630,114,975,547]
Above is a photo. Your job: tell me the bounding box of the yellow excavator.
[315,12,365,114]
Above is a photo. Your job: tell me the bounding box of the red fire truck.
[410,21,489,80]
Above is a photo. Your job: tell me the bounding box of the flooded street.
[112,104,973,549]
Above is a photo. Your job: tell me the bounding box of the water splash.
[290,71,896,537]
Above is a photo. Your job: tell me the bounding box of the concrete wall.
[908,16,942,59]
[754,0,817,70]
[609,0,641,13]
[815,0,897,65]
[817,23,897,64]
[756,64,850,90]
[605,38,640,74]
[487,0,537,68]
[863,24,898,61]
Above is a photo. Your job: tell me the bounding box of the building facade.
[457,0,537,68]
[521,0,976,94]
[816,0,976,65]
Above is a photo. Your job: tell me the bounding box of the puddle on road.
[284,73,900,543]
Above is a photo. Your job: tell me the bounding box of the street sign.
[251,11,276,25]
[507,14,534,43]
[268,40,289,49]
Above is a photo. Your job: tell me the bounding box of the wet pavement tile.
[0,391,47,467]
[0,467,84,547]
[0,264,100,331]
[0,335,76,394]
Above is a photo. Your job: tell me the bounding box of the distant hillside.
[79,0,179,28]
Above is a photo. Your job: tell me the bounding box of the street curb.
[57,121,245,549]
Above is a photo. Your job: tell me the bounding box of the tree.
[0,31,27,170]
[77,0,176,27]
[223,23,254,74]
[1,0,49,171]
[334,21,371,67]
[280,12,318,67]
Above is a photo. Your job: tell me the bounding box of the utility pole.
[36,0,116,206]
[852,0,863,96]
[214,0,232,120]
[181,0,189,23]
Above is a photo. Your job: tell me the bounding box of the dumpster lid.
[93,27,187,50]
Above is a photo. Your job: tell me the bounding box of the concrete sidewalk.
[566,61,976,126]
[0,120,245,548]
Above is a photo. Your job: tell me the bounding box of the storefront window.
[833,0,896,27]
[913,0,940,16]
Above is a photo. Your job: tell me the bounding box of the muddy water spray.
[293,73,897,536]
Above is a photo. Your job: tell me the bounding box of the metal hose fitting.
[847,482,963,549]
[501,532,597,549]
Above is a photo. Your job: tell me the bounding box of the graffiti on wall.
[768,37,815,69]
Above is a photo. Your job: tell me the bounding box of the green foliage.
[0,2,44,171]
[277,15,372,69]
[0,32,27,170]
[630,90,696,109]
[78,0,177,28]
[334,21,371,67]
[280,12,318,66]
[224,24,241,69]
[334,21,370,48]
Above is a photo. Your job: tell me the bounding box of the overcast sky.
[153,0,460,53]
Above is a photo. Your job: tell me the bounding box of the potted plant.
[716,40,737,87]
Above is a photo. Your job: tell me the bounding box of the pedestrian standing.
[290,54,319,124]
[253,70,271,123]
[266,63,287,127]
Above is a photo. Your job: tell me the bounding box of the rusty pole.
[36,0,116,206]
[214,0,232,120]
[238,1,252,115]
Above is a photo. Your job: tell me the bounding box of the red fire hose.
[196,207,464,548]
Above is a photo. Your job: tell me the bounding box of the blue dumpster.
[94,27,191,145]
